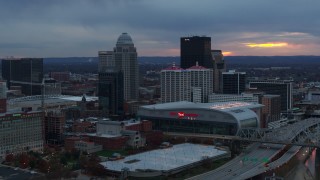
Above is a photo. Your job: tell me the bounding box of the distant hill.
[1,56,319,74]
[44,56,320,65]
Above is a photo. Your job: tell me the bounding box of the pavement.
[0,166,39,180]
[285,163,313,180]
[285,147,314,180]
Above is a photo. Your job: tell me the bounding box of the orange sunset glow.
[244,42,289,48]
[222,51,233,56]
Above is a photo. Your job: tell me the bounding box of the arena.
[138,101,263,135]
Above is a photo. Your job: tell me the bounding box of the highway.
[187,118,320,180]
[187,143,284,180]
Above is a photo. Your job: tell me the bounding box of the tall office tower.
[98,51,114,72]
[212,50,226,92]
[1,58,43,96]
[113,33,139,101]
[261,95,281,128]
[222,70,246,95]
[98,68,124,115]
[98,33,138,102]
[0,81,7,113]
[161,64,191,103]
[249,80,293,111]
[180,36,213,69]
[0,111,43,158]
[187,62,213,103]
[45,110,65,145]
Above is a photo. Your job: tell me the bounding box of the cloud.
[0,0,320,56]
[244,42,288,48]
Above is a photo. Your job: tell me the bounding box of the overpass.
[166,118,320,148]
[184,118,320,180]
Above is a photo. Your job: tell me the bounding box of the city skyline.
[0,0,320,57]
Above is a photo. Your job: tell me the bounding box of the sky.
[0,0,320,57]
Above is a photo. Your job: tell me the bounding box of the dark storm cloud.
[0,0,320,56]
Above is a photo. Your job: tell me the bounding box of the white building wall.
[161,70,191,103]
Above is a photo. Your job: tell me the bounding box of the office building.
[98,68,124,115]
[43,78,61,95]
[1,58,43,96]
[180,36,212,69]
[98,33,138,101]
[261,95,281,128]
[188,62,213,103]
[98,51,114,72]
[0,81,7,113]
[161,64,191,103]
[212,50,226,92]
[0,111,44,158]
[45,110,65,145]
[208,93,259,103]
[249,80,293,111]
[222,70,246,95]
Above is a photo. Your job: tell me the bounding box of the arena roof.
[141,101,263,112]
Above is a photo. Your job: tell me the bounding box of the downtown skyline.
[0,0,320,57]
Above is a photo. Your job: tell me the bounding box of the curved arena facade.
[138,101,263,135]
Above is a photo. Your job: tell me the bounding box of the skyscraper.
[0,81,7,113]
[1,58,43,96]
[180,36,213,69]
[249,80,293,111]
[212,50,226,92]
[98,51,114,72]
[188,62,213,103]
[98,33,138,102]
[222,70,246,95]
[161,64,191,103]
[98,68,124,115]
[114,33,139,101]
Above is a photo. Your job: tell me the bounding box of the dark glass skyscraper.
[1,58,43,96]
[222,70,246,95]
[180,36,213,69]
[98,68,124,115]
[249,80,293,111]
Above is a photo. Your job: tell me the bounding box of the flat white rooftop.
[101,143,227,172]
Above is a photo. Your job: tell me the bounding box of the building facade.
[98,69,124,115]
[212,50,226,93]
[138,101,263,135]
[261,95,281,128]
[208,93,259,103]
[0,81,7,113]
[45,110,65,145]
[98,51,114,72]
[114,33,139,101]
[188,63,213,103]
[0,111,44,158]
[161,64,191,103]
[98,33,138,101]
[249,80,293,111]
[222,70,246,95]
[1,58,43,96]
[180,36,213,69]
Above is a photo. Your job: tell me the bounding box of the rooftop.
[116,33,134,45]
[140,101,263,112]
[101,143,228,172]
[162,63,184,71]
